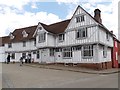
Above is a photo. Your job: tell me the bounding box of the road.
[2,63,118,88]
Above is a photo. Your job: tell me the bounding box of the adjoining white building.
[1,5,116,69]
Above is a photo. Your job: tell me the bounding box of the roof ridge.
[48,19,71,26]
[15,25,37,30]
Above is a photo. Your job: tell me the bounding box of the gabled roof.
[40,19,71,34]
[76,5,114,36]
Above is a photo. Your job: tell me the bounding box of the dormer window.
[22,30,28,37]
[9,32,14,39]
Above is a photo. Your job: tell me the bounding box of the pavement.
[23,63,120,74]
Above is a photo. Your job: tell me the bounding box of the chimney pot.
[111,30,113,33]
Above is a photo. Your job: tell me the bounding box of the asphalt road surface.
[2,63,118,88]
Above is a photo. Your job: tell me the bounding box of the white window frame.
[76,28,87,39]
[63,47,72,58]
[82,45,93,58]
[38,32,46,43]
[58,34,64,42]
[103,46,107,58]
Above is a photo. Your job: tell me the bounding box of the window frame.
[81,15,85,22]
[103,46,107,58]
[50,48,54,56]
[55,48,62,52]
[63,47,72,58]
[58,33,65,42]
[23,41,26,47]
[11,53,15,59]
[38,32,46,43]
[76,15,85,23]
[73,46,81,51]
[82,45,93,59]
[106,32,110,41]
[76,28,87,39]
[8,43,12,48]
[36,50,40,59]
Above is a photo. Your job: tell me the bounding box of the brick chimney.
[94,9,102,23]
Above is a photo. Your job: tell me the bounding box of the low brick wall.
[77,63,101,70]
[53,61,113,70]
[77,62,112,70]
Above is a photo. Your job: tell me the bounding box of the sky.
[0,0,119,38]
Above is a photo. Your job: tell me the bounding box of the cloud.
[0,0,119,39]
[0,0,31,10]
[0,5,61,37]
[56,0,80,4]
[31,3,38,9]
[56,0,112,4]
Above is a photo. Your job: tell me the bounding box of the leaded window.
[82,45,93,58]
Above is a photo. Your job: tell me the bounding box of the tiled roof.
[0,36,10,46]
[12,25,37,42]
[1,19,70,44]
[42,19,71,34]
[2,25,37,44]
[2,36,10,43]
